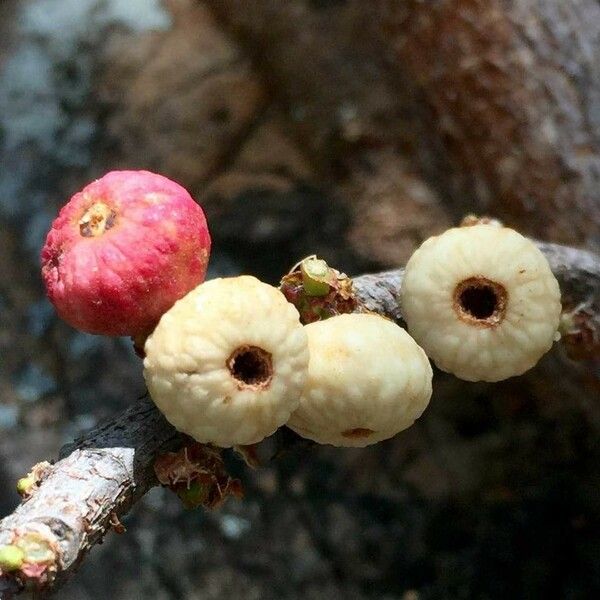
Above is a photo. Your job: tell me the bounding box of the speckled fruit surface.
[41,170,211,337]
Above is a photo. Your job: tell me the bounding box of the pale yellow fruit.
[287,313,433,448]
[144,276,309,447]
[400,224,562,382]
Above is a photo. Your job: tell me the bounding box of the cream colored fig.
[287,313,433,447]
[400,224,562,382]
[144,276,309,447]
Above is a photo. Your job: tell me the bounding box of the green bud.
[16,475,35,497]
[0,545,25,572]
[301,258,332,297]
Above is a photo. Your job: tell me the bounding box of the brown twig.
[0,241,597,597]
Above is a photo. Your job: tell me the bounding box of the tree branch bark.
[0,240,597,597]
[0,398,183,597]
[368,0,600,250]
[206,0,600,251]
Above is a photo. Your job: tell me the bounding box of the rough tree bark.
[0,240,597,597]
[368,0,600,250]
[204,0,455,266]
[207,0,600,250]
[0,399,182,597]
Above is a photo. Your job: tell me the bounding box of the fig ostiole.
[400,224,562,382]
[143,276,309,448]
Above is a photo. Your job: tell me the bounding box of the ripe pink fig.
[41,170,211,338]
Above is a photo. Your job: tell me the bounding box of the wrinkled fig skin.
[41,170,211,337]
[288,313,433,447]
[144,276,309,447]
[400,226,562,382]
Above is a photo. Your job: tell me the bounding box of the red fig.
[41,170,211,338]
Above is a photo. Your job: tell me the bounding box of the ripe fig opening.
[227,345,273,389]
[79,202,117,238]
[453,276,507,326]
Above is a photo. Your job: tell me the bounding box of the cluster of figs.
[41,171,562,449]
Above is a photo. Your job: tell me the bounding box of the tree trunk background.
[0,0,598,598]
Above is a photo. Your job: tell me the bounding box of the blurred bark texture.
[207,0,600,251]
